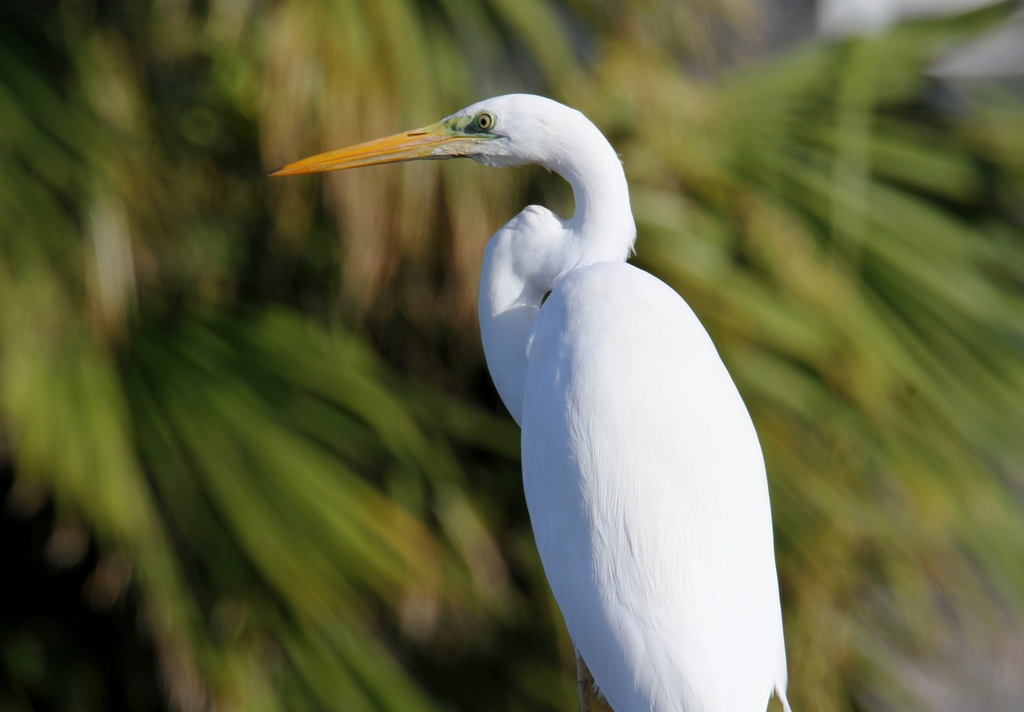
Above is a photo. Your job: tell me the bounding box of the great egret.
[272,94,791,712]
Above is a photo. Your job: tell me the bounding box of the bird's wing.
[522,262,787,712]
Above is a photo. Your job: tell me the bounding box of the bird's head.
[269,94,583,177]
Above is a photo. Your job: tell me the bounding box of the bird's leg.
[576,651,593,712]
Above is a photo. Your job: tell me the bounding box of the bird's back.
[521,262,788,712]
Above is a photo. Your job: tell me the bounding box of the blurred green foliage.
[2,1,1024,711]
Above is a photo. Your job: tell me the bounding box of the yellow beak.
[269,122,473,177]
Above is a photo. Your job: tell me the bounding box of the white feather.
[474,95,790,711]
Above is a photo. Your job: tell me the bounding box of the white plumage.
[521,263,788,711]
[273,93,791,712]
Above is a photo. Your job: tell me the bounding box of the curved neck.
[479,231,541,426]
[479,121,636,424]
[544,123,636,265]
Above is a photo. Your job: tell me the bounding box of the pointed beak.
[269,122,476,177]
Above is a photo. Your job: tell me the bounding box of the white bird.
[272,94,792,712]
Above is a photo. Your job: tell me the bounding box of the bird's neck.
[478,229,540,426]
[479,128,636,425]
[547,128,636,265]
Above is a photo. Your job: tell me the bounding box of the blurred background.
[2,0,1024,710]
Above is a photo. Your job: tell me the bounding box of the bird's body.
[522,262,786,711]
[273,94,791,712]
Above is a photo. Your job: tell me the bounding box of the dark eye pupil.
[479,114,491,129]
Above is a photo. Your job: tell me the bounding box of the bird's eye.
[476,112,496,131]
